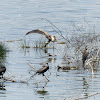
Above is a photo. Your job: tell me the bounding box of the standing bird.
[28,63,49,83]
[82,47,89,67]
[36,63,49,76]
[0,65,6,78]
[26,29,57,48]
[36,63,49,83]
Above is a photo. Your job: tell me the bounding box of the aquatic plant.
[33,38,46,48]
[20,37,53,49]
[21,39,31,48]
[43,18,100,72]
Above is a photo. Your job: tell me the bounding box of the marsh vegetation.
[0,19,100,100]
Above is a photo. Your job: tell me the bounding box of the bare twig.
[50,43,72,63]
[88,62,94,77]
[3,76,28,84]
[6,71,15,77]
[41,18,71,44]
[72,91,100,100]
[3,77,16,82]
[27,63,37,71]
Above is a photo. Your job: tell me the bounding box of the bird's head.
[85,46,88,51]
[52,36,57,42]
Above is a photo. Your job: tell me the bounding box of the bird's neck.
[51,36,55,41]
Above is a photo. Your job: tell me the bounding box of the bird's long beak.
[54,38,57,42]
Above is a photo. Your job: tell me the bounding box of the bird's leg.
[53,42,55,49]
[44,42,49,48]
[43,76,47,84]
[42,74,49,83]
[44,40,50,48]
[45,76,49,81]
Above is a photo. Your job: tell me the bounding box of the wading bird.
[26,29,57,48]
[82,46,89,67]
[36,63,49,75]
[36,63,49,83]
[28,63,49,83]
[0,66,6,78]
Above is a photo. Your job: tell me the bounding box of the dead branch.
[6,71,15,77]
[41,18,71,44]
[72,91,100,100]
[27,63,38,71]
[6,39,22,42]
[3,76,28,84]
[3,77,16,82]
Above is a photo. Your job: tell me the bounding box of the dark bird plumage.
[36,63,49,75]
[0,66,6,78]
[26,29,57,47]
[82,47,89,67]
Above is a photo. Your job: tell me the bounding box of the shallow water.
[0,0,100,100]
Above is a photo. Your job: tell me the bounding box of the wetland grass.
[21,39,31,49]
[20,19,100,74]
[44,18,100,71]
[63,26,100,73]
[20,38,54,49]
[33,39,46,48]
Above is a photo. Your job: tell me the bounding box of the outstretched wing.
[26,29,50,39]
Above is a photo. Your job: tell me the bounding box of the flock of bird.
[26,28,89,66]
[0,29,89,81]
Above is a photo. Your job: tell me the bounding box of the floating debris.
[6,39,22,42]
[58,42,66,44]
[57,65,77,70]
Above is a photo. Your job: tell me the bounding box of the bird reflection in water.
[36,88,49,95]
[0,82,6,90]
[34,88,49,99]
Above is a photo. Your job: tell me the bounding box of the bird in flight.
[26,29,57,47]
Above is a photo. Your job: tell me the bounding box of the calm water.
[0,0,100,100]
